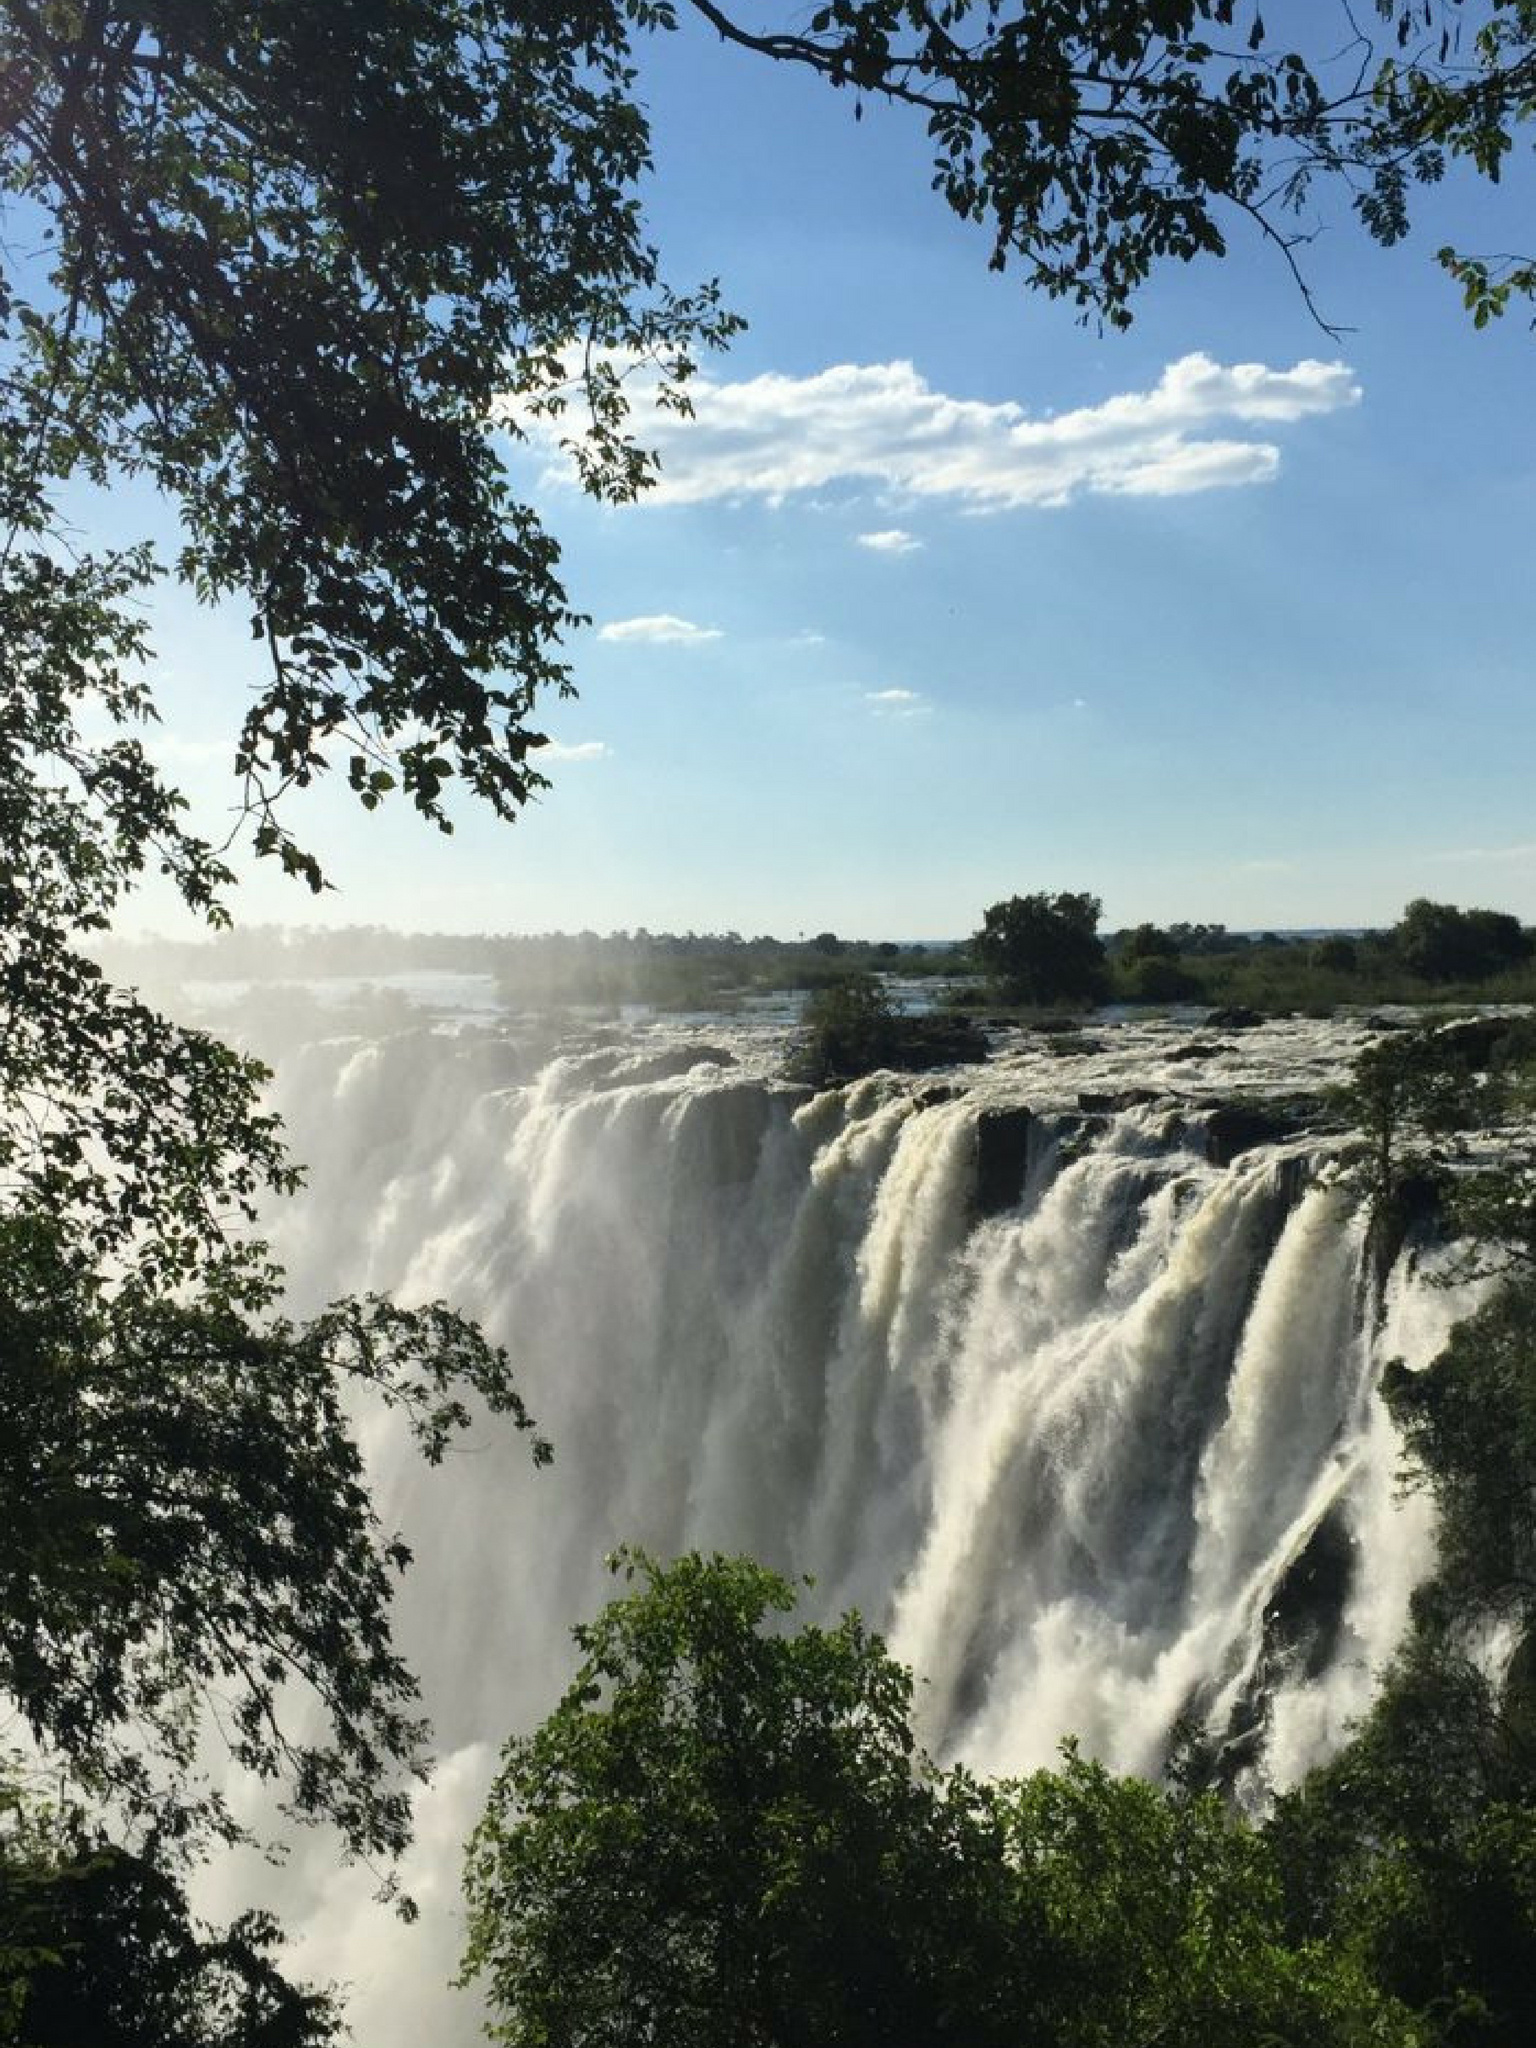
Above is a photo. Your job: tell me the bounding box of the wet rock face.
[1204,1101,1307,1166]
[1077,1087,1158,1113]
[1264,1508,1357,1681]
[914,1082,962,1110]
[974,1104,1034,1217]
[1210,1508,1359,1788]
[1205,1005,1265,1031]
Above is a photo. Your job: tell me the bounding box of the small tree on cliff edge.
[974,892,1107,1007]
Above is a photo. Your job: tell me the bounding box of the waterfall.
[196,1007,1465,2041]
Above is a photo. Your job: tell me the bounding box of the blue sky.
[135,20,1536,940]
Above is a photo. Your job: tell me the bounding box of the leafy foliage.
[463,1551,1402,2048]
[0,1215,547,1865]
[0,0,734,1953]
[687,2,1536,330]
[789,972,902,1083]
[1395,899,1533,984]
[0,0,736,879]
[973,890,1107,1006]
[0,1786,339,2048]
[1268,1272,1536,2046]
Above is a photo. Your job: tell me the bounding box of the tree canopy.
[462,1551,1398,2048]
[686,2,1536,333]
[973,889,1108,1005]
[1394,897,1533,983]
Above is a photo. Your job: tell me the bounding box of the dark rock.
[1205,1509,1359,1792]
[1365,1011,1414,1032]
[1045,1035,1105,1058]
[914,1082,962,1109]
[1028,1016,1087,1036]
[1263,1509,1356,1681]
[893,1016,990,1070]
[1204,1101,1305,1166]
[1366,1166,1446,1293]
[1432,1015,1517,1069]
[1204,1005,1264,1030]
[1165,1041,1233,1064]
[974,1105,1034,1217]
[1077,1088,1158,1113]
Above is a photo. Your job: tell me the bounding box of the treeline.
[98,925,955,1011]
[963,894,1536,1014]
[1104,898,1535,1010]
[101,898,1536,1020]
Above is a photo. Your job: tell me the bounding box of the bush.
[789,974,900,1083]
[1120,955,1204,1004]
[973,892,1107,1006]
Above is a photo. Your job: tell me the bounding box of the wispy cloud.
[542,739,611,763]
[596,614,722,645]
[1431,842,1536,865]
[537,352,1359,513]
[865,687,930,719]
[857,528,923,553]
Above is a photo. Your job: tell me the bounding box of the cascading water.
[189,995,1470,2043]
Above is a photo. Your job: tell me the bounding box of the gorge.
[196,992,1474,2043]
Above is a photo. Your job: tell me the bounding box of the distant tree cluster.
[973,892,1108,1006]
[1393,898,1533,983]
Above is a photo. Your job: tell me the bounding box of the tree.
[1266,1275,1536,2047]
[462,1552,1400,2048]
[685,3,1536,334]
[790,971,900,1082]
[1120,922,1180,964]
[1394,898,1532,983]
[973,890,1107,1005]
[0,1791,340,2048]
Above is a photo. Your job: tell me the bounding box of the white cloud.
[1432,842,1536,865]
[596,614,722,645]
[857,528,923,553]
[542,739,610,762]
[864,687,930,720]
[537,351,1359,513]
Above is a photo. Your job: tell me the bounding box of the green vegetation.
[973,892,1109,1007]
[688,3,1536,334]
[787,973,988,1085]
[98,925,960,1014]
[463,1552,1398,2048]
[948,898,1536,1016]
[9,0,1536,2034]
[0,1805,340,2048]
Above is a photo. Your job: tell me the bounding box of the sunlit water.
[185,997,1469,2041]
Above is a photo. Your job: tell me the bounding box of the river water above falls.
[192,995,1473,2041]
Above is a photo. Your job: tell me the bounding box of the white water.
[191,1001,1466,2041]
